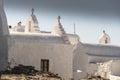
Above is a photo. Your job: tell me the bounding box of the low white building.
[1,0,120,80]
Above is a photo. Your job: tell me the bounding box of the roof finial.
[74,23,76,34]
[103,30,105,34]
[31,8,34,15]
[58,16,61,23]
[18,21,22,26]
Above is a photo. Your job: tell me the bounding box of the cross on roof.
[58,16,61,23]
[31,8,34,15]
[103,30,105,33]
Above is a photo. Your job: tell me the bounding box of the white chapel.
[1,0,120,80]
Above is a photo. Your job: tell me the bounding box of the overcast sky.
[4,0,120,45]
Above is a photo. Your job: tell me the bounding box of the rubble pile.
[81,76,110,80]
[1,64,38,75]
[0,74,61,80]
[0,64,61,80]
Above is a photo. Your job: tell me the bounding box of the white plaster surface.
[8,35,74,79]
[67,34,79,45]
[111,60,120,76]
[2,0,120,79]
[110,75,120,80]
[0,0,9,35]
[0,0,9,71]
[73,42,120,79]
[73,43,89,80]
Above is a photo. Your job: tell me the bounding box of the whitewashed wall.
[73,43,89,80]
[0,0,9,71]
[8,36,74,80]
[73,42,120,80]
[111,60,120,76]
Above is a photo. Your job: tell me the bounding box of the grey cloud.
[4,0,120,17]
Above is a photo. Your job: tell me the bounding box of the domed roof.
[99,30,111,44]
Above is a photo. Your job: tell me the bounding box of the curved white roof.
[82,43,120,57]
[9,32,65,44]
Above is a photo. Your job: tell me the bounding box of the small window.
[41,59,49,72]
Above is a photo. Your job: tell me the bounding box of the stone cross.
[31,8,34,15]
[103,30,105,34]
[58,16,61,23]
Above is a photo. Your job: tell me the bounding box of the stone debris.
[0,74,61,80]
[1,64,38,75]
[0,64,61,80]
[81,76,110,80]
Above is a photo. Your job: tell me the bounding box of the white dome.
[99,30,111,44]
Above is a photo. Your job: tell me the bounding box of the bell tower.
[99,30,110,44]
[0,0,9,71]
[52,16,70,44]
[25,8,40,33]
